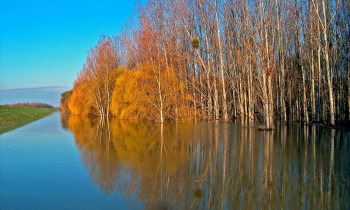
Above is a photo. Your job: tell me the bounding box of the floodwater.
[0,112,349,209]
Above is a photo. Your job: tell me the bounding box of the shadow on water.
[61,114,350,209]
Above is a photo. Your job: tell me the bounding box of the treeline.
[7,102,54,109]
[62,0,350,128]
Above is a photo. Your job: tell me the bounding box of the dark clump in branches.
[191,38,200,49]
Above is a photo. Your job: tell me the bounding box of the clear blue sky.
[0,0,143,106]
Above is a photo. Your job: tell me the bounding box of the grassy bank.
[0,105,56,134]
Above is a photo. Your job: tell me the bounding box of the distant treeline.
[6,102,54,109]
[61,0,349,128]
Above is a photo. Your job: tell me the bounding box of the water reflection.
[61,114,349,209]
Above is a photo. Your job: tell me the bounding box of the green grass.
[0,105,56,134]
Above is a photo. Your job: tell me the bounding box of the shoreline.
[0,105,56,134]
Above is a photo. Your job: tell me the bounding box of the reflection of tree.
[60,113,70,130]
[65,115,118,194]
[61,113,349,209]
[61,114,194,199]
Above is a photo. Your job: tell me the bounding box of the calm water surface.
[0,112,349,209]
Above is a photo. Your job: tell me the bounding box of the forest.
[61,0,350,129]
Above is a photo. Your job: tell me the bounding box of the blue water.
[0,112,349,209]
[0,112,142,209]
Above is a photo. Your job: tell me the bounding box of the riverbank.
[0,105,56,134]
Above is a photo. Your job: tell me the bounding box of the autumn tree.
[69,35,119,116]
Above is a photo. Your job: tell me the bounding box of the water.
[0,112,349,209]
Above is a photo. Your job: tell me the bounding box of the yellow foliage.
[65,62,197,121]
[111,64,193,121]
[111,67,154,120]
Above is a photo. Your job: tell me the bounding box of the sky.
[0,0,143,106]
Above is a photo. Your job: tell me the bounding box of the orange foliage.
[136,12,159,64]
[68,81,93,115]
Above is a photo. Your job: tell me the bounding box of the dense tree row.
[8,102,54,109]
[62,0,350,128]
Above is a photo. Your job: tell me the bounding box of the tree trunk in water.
[268,75,274,128]
[322,0,335,125]
[325,46,335,124]
[289,84,293,121]
[244,89,248,117]
[215,0,228,122]
[199,69,205,115]
[302,66,309,123]
[159,87,164,123]
[232,84,237,118]
[317,46,322,122]
[248,60,254,119]
[323,85,327,122]
[213,79,219,120]
[310,51,316,121]
[348,62,350,120]
[296,98,299,122]
[281,59,286,122]
[295,0,308,124]
[337,70,341,120]
[207,71,213,120]
[192,60,197,121]
[204,29,213,120]
[263,73,270,129]
[232,88,237,118]
[276,0,286,122]
[239,77,245,117]
[265,13,273,129]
